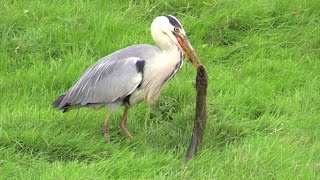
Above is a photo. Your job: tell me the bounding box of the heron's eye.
[174,27,180,33]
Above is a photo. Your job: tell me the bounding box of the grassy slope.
[1,0,320,179]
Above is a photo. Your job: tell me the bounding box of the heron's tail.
[52,94,70,112]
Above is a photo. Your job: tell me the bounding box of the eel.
[185,64,208,162]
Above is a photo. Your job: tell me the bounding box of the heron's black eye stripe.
[165,15,182,28]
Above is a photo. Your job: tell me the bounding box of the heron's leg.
[101,111,111,143]
[120,106,133,139]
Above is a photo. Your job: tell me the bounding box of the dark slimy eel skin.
[185,65,208,162]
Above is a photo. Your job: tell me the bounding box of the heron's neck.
[155,38,181,60]
[151,30,176,51]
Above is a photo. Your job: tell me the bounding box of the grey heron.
[53,15,201,142]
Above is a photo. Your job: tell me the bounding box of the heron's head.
[151,15,201,68]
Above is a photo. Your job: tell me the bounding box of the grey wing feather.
[58,57,142,108]
[54,44,160,110]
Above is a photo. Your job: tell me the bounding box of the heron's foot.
[120,121,133,140]
[101,128,111,143]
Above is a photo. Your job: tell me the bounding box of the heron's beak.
[173,31,201,68]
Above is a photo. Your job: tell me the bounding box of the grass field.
[1,0,320,179]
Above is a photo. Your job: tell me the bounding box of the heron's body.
[54,44,183,111]
[53,15,199,141]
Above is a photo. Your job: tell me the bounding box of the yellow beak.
[173,31,202,68]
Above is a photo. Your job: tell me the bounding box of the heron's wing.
[58,56,144,108]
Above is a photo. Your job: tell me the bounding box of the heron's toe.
[101,128,111,143]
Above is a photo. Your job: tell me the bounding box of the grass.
[1,0,320,179]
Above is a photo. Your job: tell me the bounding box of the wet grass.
[1,0,320,179]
